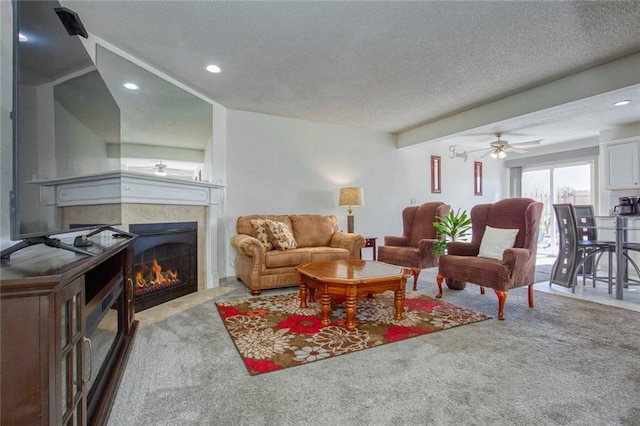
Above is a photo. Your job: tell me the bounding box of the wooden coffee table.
[296,260,412,331]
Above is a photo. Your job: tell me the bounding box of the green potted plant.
[432,208,472,290]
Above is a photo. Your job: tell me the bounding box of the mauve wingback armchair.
[436,198,543,320]
[378,202,451,290]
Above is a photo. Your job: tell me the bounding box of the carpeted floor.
[534,262,553,283]
[107,267,640,425]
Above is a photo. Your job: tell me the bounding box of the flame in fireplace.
[135,258,181,296]
[135,271,145,288]
[152,259,163,282]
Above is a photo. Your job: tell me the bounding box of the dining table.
[594,215,640,300]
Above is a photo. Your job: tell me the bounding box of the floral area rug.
[216,291,491,375]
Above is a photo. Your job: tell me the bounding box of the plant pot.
[445,278,467,290]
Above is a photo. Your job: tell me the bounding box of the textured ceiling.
[56,0,640,150]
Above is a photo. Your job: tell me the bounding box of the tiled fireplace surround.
[51,171,223,291]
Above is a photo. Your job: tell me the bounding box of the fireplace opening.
[129,222,197,312]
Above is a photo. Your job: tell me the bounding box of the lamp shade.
[339,187,365,210]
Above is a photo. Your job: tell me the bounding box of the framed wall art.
[474,161,483,196]
[431,155,441,193]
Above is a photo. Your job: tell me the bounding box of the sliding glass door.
[522,161,594,255]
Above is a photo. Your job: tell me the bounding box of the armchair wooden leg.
[435,274,444,298]
[528,284,534,308]
[494,290,508,320]
[480,286,485,295]
[412,268,420,291]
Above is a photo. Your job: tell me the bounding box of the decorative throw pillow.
[264,219,298,251]
[478,226,519,260]
[250,219,274,251]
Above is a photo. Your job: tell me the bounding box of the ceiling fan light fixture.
[470,132,540,159]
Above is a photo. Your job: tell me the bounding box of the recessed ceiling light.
[613,100,631,106]
[206,64,222,74]
[18,33,28,42]
[123,82,139,90]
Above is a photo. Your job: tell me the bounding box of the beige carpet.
[107,273,640,425]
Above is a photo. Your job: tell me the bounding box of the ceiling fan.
[153,161,168,176]
[122,158,204,180]
[471,133,543,159]
[126,160,176,176]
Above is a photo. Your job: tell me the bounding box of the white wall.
[222,109,505,277]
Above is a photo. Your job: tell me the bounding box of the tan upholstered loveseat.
[231,214,365,295]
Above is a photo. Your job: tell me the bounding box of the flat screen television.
[2,0,124,258]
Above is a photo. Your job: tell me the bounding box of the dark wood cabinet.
[1,232,137,425]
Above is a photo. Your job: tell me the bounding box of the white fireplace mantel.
[38,170,224,206]
[39,171,225,289]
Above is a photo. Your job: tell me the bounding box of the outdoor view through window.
[523,162,593,256]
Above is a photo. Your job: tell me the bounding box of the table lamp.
[339,187,364,233]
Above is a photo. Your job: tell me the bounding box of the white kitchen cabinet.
[604,138,640,189]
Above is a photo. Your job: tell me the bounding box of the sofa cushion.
[307,246,350,262]
[265,220,298,251]
[290,215,338,248]
[250,219,274,251]
[263,247,350,269]
[236,215,292,236]
[478,226,519,260]
[440,254,513,291]
[264,249,310,268]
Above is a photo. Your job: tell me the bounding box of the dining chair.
[571,205,640,294]
[622,244,640,288]
[572,205,615,287]
[551,204,613,293]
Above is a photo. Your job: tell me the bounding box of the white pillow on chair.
[478,226,519,260]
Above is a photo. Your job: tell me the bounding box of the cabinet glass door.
[59,278,86,425]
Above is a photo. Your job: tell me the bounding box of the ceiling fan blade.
[480,149,494,158]
[467,147,491,153]
[504,146,528,153]
[509,139,542,147]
